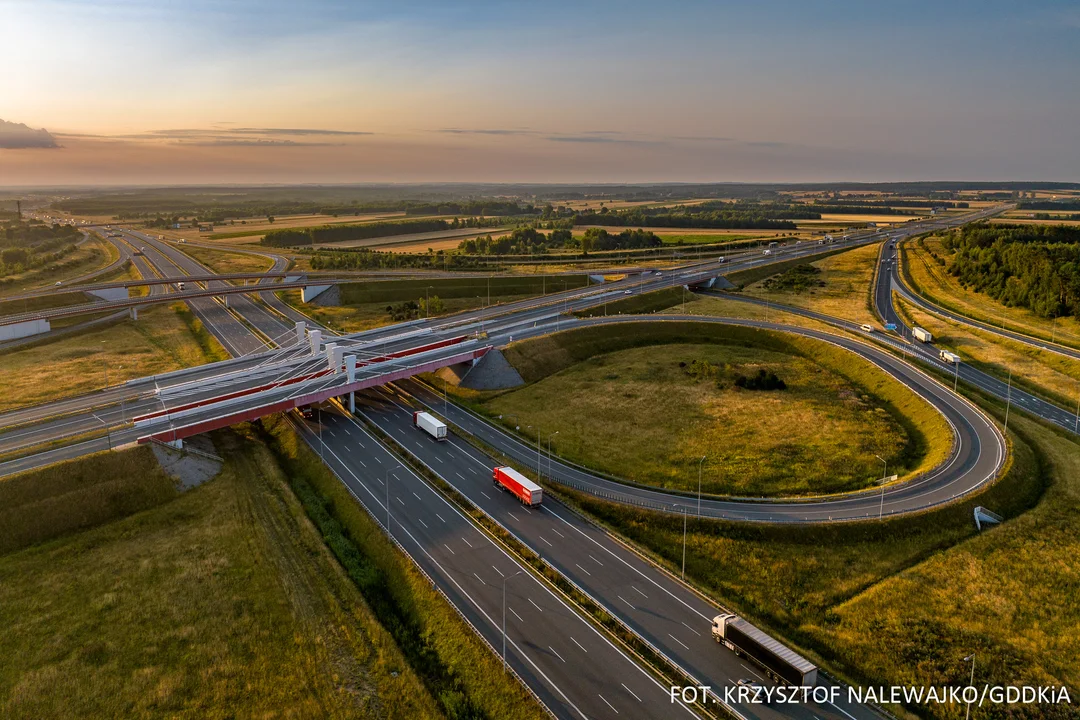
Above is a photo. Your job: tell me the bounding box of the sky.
[1,0,1079,186]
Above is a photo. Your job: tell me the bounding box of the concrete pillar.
[331,345,344,372]
[349,391,355,413]
[309,329,322,355]
[345,354,357,383]
[167,439,183,450]
[325,342,338,371]
[129,306,138,320]
[294,321,306,346]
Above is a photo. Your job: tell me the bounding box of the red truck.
[492,466,542,507]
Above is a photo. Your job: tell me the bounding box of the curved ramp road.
[398,314,1006,523]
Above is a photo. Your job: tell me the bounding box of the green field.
[0,433,442,720]
[655,233,763,245]
[560,404,1054,720]
[476,322,952,497]
[575,286,686,317]
[176,243,276,274]
[724,244,853,288]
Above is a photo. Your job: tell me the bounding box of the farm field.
[0,432,443,720]
[0,303,227,412]
[476,323,951,497]
[902,235,1080,350]
[740,241,881,328]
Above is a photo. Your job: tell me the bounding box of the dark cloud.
[546,135,659,146]
[227,127,373,136]
[439,128,536,136]
[175,138,344,147]
[0,119,59,149]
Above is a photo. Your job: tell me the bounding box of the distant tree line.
[458,226,662,255]
[812,199,968,209]
[308,248,486,271]
[261,217,501,247]
[1017,201,1080,211]
[572,203,800,229]
[941,223,1080,319]
[0,221,82,276]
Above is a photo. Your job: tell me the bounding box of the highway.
[291,408,694,720]
[346,388,883,720]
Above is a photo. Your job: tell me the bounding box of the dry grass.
[741,241,881,327]
[176,243,275,274]
[0,303,227,412]
[0,234,118,299]
[903,236,1080,350]
[0,428,442,720]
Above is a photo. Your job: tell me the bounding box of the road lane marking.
[492,565,505,577]
[508,511,520,522]
[622,683,642,702]
[574,563,591,577]
[631,586,648,599]
[396,496,405,506]
[598,694,619,714]
[509,606,524,623]
[528,598,543,613]
[462,537,473,548]
[480,491,491,499]
[617,595,636,610]
[539,535,553,547]
[589,554,603,566]
[413,492,422,500]
[667,633,690,650]
[681,621,701,636]
[456,472,467,481]
[549,646,566,663]
[550,528,564,538]
[418,518,428,528]
[570,636,588,653]
[436,513,446,523]
[444,544,455,555]
[473,572,485,585]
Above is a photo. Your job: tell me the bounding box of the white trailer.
[939,350,961,364]
[413,411,448,441]
[912,326,933,343]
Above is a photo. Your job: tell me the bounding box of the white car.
[860,324,874,333]
[624,289,633,294]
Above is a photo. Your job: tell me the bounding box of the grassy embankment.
[903,234,1080,350]
[0,232,118,299]
[0,433,446,720]
[177,243,276,274]
[900,238,1080,409]
[281,274,590,333]
[740,241,882,327]
[723,244,856,289]
[0,303,227,412]
[452,322,951,497]
[564,408,1071,720]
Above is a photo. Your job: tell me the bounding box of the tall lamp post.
[502,570,524,672]
[679,504,688,580]
[547,431,560,480]
[697,455,707,517]
[963,654,976,720]
[875,454,887,521]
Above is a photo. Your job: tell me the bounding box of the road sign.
[884,323,897,331]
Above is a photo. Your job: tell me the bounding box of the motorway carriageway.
[291,407,692,720]
[875,243,1080,436]
[308,399,882,720]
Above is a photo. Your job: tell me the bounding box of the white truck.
[912,326,933,343]
[413,411,448,441]
[939,350,961,364]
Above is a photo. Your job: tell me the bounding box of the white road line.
[419,518,428,528]
[598,694,619,714]
[667,633,690,650]
[492,565,505,577]
[396,496,405,506]
[508,511,520,522]
[462,537,474,548]
[589,554,604,566]
[436,513,446,523]
[528,598,543,613]
[456,472,467,481]
[681,621,701,637]
[480,491,491,499]
[829,702,860,720]
[575,563,592,577]
[444,544,455,555]
[549,646,566,663]
[509,606,524,623]
[539,535,553,547]
[413,492,422,500]
[622,683,642,703]
[617,595,636,611]
[342,427,350,435]
[570,636,588,653]
[740,664,767,683]
[551,528,565,538]
[326,429,335,438]
[358,460,367,468]
[473,572,485,585]
[632,586,648,599]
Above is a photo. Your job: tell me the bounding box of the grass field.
[576,286,686,317]
[560,404,1053,719]
[0,303,227,412]
[723,245,853,288]
[902,235,1080,350]
[0,430,444,720]
[741,241,881,327]
[176,243,276,274]
[0,233,118,299]
[654,233,764,245]
[484,322,951,497]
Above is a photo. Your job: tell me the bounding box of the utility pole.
[1004,369,1013,436]
[964,655,976,720]
[386,470,393,533]
[875,455,887,521]
[954,358,960,392]
[697,455,706,517]
[680,505,688,580]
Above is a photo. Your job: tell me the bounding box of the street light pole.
[697,455,706,517]
[964,654,976,720]
[386,469,393,533]
[318,406,323,459]
[680,505,688,580]
[1004,369,1013,436]
[547,431,559,480]
[503,570,524,672]
[875,454,887,520]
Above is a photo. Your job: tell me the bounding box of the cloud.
[439,128,536,136]
[546,134,660,146]
[176,138,344,147]
[227,127,373,136]
[0,119,59,149]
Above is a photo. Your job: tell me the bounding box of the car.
[624,289,633,294]
[860,323,874,333]
[736,678,770,704]
[55,281,62,286]
[655,272,662,278]
[298,405,315,420]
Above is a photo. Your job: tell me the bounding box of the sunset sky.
[2,0,1079,185]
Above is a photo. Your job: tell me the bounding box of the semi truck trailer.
[912,326,933,343]
[939,350,961,364]
[492,466,542,507]
[711,614,817,686]
[413,411,448,441]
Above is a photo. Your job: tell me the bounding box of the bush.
[733,368,787,390]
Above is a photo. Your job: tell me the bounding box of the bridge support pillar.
[349,391,355,413]
[325,343,341,371]
[167,439,183,450]
[129,306,138,320]
[294,321,306,346]
[309,329,322,355]
[223,294,229,307]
